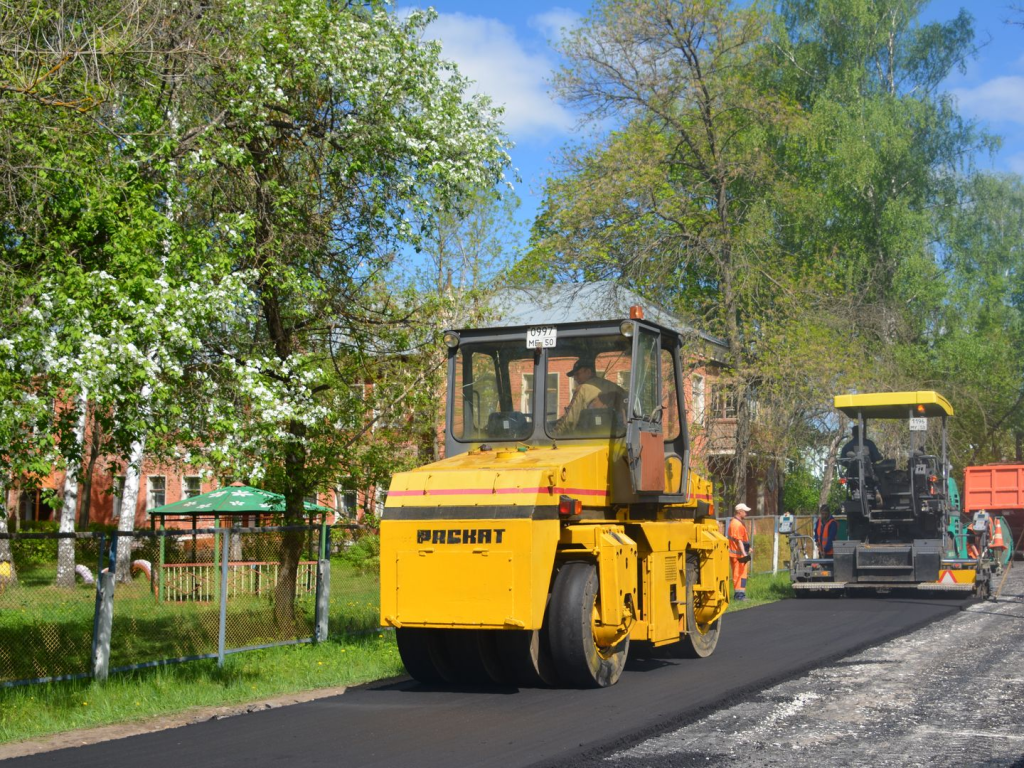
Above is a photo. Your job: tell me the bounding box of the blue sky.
[401,1,1024,228]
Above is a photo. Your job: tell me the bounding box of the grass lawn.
[0,632,403,745]
[727,570,795,611]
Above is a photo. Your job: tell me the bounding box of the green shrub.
[338,534,379,573]
[13,521,59,568]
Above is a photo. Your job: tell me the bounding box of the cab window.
[545,335,631,439]
[451,341,535,441]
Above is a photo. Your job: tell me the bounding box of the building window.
[712,385,738,419]
[111,476,126,520]
[375,489,388,517]
[146,476,166,511]
[521,372,560,420]
[18,490,50,522]
[184,476,202,499]
[617,371,632,391]
[692,375,705,425]
[336,485,357,518]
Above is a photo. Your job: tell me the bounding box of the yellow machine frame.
[379,314,731,688]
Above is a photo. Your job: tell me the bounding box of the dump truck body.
[964,464,1024,553]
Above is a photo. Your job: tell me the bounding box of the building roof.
[489,282,730,363]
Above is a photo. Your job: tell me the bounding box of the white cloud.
[427,12,574,139]
[529,7,582,44]
[951,76,1024,125]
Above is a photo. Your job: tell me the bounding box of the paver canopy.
[150,485,332,516]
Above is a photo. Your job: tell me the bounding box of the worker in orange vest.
[814,505,839,558]
[728,503,752,601]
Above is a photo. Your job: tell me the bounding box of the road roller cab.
[379,311,731,688]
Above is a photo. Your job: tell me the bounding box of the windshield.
[451,341,536,441]
[546,335,631,439]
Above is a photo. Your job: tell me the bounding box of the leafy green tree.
[158,1,512,628]
[927,173,1024,467]
[531,0,798,501]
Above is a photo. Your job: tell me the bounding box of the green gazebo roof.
[149,485,333,517]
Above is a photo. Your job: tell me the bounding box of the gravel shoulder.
[601,566,1024,768]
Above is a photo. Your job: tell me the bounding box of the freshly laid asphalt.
[8,595,966,768]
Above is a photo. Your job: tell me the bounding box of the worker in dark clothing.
[841,425,883,506]
[814,505,839,558]
[841,425,882,464]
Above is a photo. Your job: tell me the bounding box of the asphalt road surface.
[6,593,970,768]
[599,568,1024,768]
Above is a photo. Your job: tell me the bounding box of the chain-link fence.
[0,524,381,687]
[0,532,109,685]
[327,526,380,635]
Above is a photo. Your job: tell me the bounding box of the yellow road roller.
[379,310,730,687]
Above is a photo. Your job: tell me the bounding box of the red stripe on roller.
[387,486,609,498]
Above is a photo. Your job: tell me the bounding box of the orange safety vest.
[814,516,838,557]
[728,517,749,558]
[990,518,1007,550]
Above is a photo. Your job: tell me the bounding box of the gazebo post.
[158,515,166,604]
[213,513,221,604]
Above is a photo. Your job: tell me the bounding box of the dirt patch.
[0,685,348,761]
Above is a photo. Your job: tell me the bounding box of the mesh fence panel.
[0,533,107,685]
[108,525,321,671]
[327,525,380,635]
[223,527,317,648]
[108,529,221,669]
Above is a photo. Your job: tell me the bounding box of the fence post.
[92,533,117,682]
[772,516,780,575]
[315,525,331,643]
[218,527,230,667]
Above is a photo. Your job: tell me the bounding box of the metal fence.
[0,525,380,687]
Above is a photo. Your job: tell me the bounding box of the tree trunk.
[78,417,103,529]
[819,428,847,509]
[115,433,146,583]
[733,382,752,507]
[55,392,87,587]
[274,420,308,635]
[0,479,17,588]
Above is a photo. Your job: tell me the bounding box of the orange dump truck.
[964,464,1024,555]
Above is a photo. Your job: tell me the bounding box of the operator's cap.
[735,503,751,513]
[567,357,595,377]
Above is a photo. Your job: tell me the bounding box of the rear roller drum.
[396,628,449,685]
[549,561,629,688]
[444,630,514,685]
[496,628,560,688]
